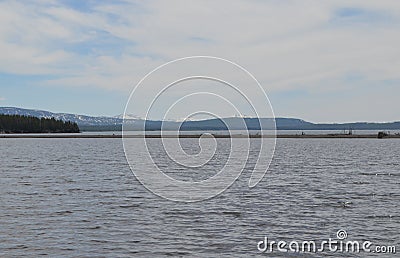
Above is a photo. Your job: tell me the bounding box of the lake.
[0,138,398,257]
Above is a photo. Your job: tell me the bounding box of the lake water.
[4,129,399,137]
[0,138,399,257]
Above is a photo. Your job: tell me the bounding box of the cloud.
[0,97,5,101]
[0,0,399,121]
[0,1,399,86]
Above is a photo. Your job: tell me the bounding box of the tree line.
[0,114,80,133]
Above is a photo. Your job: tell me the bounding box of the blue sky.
[0,0,399,122]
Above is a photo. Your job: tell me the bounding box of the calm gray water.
[0,138,399,257]
[5,129,399,137]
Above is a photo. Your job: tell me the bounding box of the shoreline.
[1,134,400,139]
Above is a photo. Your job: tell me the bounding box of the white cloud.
[0,0,399,121]
[0,97,5,101]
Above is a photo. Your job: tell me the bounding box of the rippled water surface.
[0,138,399,257]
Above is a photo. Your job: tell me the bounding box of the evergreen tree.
[0,114,80,133]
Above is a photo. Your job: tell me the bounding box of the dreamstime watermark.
[257,230,397,254]
[122,56,276,202]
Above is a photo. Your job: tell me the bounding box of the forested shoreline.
[0,114,80,133]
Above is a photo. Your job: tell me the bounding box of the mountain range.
[1,107,399,131]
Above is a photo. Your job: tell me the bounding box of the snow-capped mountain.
[0,107,125,126]
[113,114,144,120]
[2,107,400,131]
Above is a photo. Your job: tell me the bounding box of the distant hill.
[1,107,400,131]
[0,107,124,126]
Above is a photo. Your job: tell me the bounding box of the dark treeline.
[0,114,80,133]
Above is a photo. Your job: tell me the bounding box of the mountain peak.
[114,114,144,120]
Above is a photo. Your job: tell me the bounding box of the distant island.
[1,107,400,131]
[0,114,80,133]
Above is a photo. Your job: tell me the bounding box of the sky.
[0,0,399,122]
